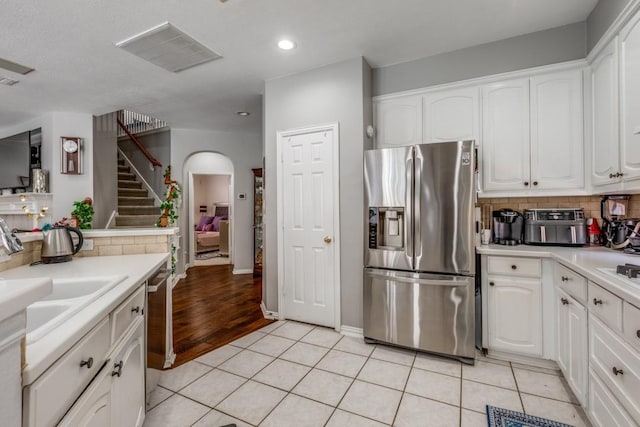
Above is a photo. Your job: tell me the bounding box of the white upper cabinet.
[374,95,422,148]
[591,38,621,186]
[620,12,640,181]
[530,69,584,190]
[423,87,479,143]
[481,79,531,192]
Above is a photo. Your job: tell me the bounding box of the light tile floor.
[144,320,592,427]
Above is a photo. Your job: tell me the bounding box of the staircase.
[116,157,159,228]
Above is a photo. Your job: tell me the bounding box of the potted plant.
[71,197,94,229]
[157,166,181,227]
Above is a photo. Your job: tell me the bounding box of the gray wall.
[263,57,372,328]
[119,129,171,199]
[170,128,262,276]
[373,22,587,96]
[587,0,634,51]
[92,113,118,228]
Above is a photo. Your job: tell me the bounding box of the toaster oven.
[524,208,587,246]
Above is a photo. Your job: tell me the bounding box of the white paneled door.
[278,124,339,329]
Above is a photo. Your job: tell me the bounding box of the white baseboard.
[233,268,253,275]
[260,301,279,320]
[340,325,364,338]
[487,349,559,370]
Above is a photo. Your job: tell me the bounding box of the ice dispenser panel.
[369,207,404,250]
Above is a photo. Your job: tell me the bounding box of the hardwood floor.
[171,264,273,367]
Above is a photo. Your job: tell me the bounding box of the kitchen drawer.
[111,285,145,346]
[589,369,636,427]
[23,317,110,427]
[555,263,587,303]
[589,314,640,424]
[486,256,541,278]
[590,282,623,333]
[623,302,640,351]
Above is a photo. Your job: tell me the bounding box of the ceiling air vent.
[0,58,34,75]
[0,76,19,86]
[116,22,222,73]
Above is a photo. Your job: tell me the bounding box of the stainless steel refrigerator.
[364,140,476,363]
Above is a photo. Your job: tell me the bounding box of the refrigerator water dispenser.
[368,207,404,250]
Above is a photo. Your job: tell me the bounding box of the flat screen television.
[0,131,31,190]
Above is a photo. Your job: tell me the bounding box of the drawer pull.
[561,276,570,282]
[561,298,569,305]
[131,306,141,314]
[593,298,603,306]
[112,361,123,377]
[489,282,495,286]
[612,367,624,376]
[637,330,640,339]
[524,182,529,187]
[511,265,517,270]
[79,357,94,369]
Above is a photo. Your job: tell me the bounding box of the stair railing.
[118,148,162,207]
[116,118,162,170]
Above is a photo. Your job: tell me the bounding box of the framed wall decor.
[61,137,82,174]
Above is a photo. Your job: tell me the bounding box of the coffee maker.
[600,195,640,251]
[492,209,524,245]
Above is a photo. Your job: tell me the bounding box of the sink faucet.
[0,216,24,255]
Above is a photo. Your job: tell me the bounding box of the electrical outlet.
[81,239,94,251]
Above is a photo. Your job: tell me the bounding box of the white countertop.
[0,278,51,323]
[16,227,179,243]
[477,244,640,307]
[0,253,169,384]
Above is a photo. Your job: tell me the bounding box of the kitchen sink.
[25,275,128,344]
[39,276,127,301]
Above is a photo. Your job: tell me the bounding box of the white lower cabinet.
[111,319,145,427]
[26,284,146,427]
[487,277,542,356]
[58,366,112,427]
[589,369,636,427]
[556,288,588,406]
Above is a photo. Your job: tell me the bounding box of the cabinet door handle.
[636,330,640,339]
[612,367,624,376]
[112,361,124,377]
[80,357,94,369]
[561,298,569,305]
[489,282,495,286]
[561,276,570,282]
[593,298,603,306]
[533,181,538,186]
[511,265,517,270]
[616,172,625,178]
[131,306,141,314]
[524,182,529,187]
[609,173,616,179]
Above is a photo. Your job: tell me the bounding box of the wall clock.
[61,137,82,174]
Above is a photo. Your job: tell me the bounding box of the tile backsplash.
[0,235,169,272]
[477,195,640,228]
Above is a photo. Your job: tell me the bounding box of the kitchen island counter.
[1,253,168,384]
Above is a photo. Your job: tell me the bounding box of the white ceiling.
[0,0,598,133]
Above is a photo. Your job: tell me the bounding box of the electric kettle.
[40,226,84,264]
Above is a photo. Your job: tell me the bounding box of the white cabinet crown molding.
[587,0,640,63]
[372,59,587,102]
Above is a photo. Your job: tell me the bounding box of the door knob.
[324,236,332,243]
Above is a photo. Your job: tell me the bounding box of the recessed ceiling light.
[277,39,296,50]
[237,111,250,116]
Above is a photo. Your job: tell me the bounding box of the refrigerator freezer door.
[364,268,475,360]
[414,141,475,275]
[364,146,413,271]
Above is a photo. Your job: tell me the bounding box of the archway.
[183,152,234,268]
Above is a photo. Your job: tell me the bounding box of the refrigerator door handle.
[412,148,421,268]
[405,149,414,268]
[366,268,471,287]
